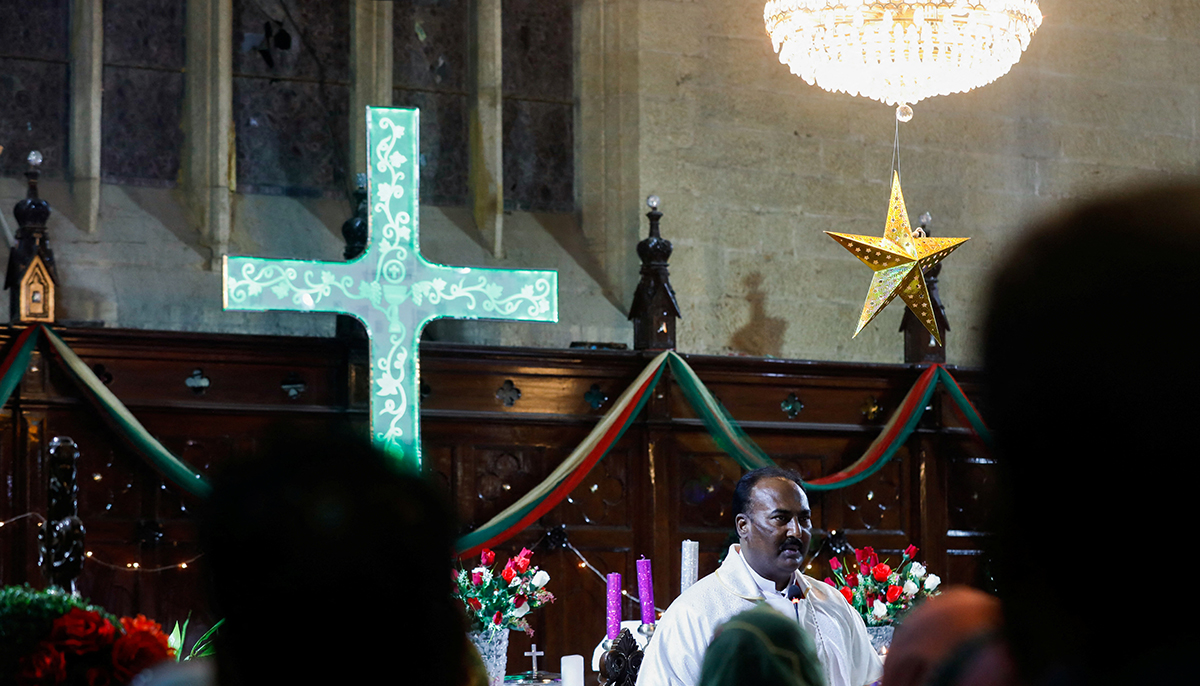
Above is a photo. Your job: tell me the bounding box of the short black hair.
[732,467,805,520]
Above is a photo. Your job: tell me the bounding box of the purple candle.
[637,557,655,625]
[606,572,622,640]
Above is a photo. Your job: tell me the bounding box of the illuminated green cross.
[223,107,558,470]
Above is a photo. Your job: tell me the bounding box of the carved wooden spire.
[900,212,949,363]
[5,151,59,323]
[629,195,682,350]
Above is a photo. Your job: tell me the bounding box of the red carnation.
[492,611,503,625]
[872,563,892,582]
[839,586,854,604]
[904,544,919,559]
[111,629,172,683]
[17,642,67,684]
[500,563,516,583]
[846,573,859,588]
[49,607,117,655]
[887,585,903,603]
[481,549,496,566]
[829,557,841,571]
[514,557,531,574]
[467,597,483,611]
[472,571,483,586]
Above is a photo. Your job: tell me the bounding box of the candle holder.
[637,623,656,641]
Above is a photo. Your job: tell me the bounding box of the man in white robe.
[637,469,883,686]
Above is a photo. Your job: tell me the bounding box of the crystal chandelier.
[764,1,1042,114]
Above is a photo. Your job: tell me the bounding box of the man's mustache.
[779,537,806,552]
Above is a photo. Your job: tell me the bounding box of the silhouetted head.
[985,183,1200,685]
[203,426,461,685]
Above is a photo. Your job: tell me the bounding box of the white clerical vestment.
[636,545,882,686]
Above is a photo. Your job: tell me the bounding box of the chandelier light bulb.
[896,104,914,122]
[764,1,1042,108]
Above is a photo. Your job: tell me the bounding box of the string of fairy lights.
[8,510,671,603]
[0,511,202,573]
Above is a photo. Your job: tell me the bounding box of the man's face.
[735,477,812,589]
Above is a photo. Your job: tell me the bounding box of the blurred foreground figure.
[202,427,468,686]
[985,184,1200,686]
[698,605,826,686]
[882,586,1009,686]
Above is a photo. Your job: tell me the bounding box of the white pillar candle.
[681,540,699,592]
[561,654,585,686]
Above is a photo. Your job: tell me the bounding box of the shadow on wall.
[728,272,787,357]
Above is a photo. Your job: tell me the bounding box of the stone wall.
[638,0,1200,365]
[3,0,1198,364]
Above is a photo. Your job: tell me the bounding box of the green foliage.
[0,585,120,674]
[169,614,224,662]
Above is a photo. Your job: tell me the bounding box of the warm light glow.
[764,1,1042,107]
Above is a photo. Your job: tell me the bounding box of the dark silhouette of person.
[984,183,1200,686]
[201,426,469,686]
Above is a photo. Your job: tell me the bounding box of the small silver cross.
[525,644,544,673]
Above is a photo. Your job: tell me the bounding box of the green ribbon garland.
[0,329,990,524]
[41,327,212,498]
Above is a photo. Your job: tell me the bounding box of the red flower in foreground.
[854,548,866,562]
[471,571,483,586]
[500,563,516,583]
[872,563,892,582]
[846,573,859,588]
[829,557,841,571]
[839,587,854,604]
[481,549,496,566]
[513,557,531,574]
[17,642,67,684]
[86,666,114,686]
[492,611,503,625]
[111,628,172,683]
[886,585,903,603]
[517,547,533,561]
[49,607,117,655]
[904,544,919,559]
[467,597,483,611]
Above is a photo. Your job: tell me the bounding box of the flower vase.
[866,625,894,656]
[468,629,510,686]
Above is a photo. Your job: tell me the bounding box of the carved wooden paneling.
[1,328,990,675]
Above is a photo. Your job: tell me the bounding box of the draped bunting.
[0,327,989,557]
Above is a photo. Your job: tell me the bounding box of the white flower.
[888,573,900,585]
[903,580,919,597]
[924,574,941,592]
[532,570,550,588]
[909,562,927,579]
[513,600,530,617]
[872,599,889,619]
[509,575,521,587]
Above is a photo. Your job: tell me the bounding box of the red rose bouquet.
[453,548,554,635]
[824,544,941,626]
[1,585,175,685]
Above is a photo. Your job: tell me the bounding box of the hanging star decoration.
[826,172,968,345]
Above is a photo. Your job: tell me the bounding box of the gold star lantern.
[826,172,968,345]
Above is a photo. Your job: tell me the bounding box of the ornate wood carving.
[628,197,681,351]
[599,629,644,686]
[40,437,86,592]
[5,153,59,323]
